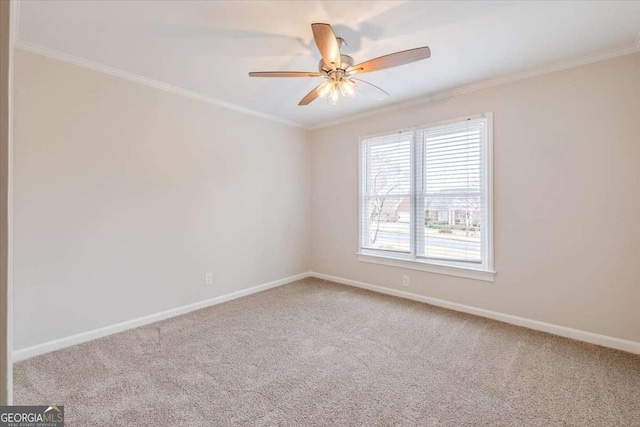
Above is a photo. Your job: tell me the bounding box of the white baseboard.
[13,272,308,362]
[14,270,640,361]
[308,271,640,355]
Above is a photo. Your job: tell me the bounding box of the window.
[359,114,493,281]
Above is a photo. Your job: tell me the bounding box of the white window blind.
[361,131,413,253]
[360,115,492,273]
[418,118,485,263]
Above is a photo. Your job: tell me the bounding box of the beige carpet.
[14,277,640,426]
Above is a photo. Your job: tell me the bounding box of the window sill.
[357,252,495,282]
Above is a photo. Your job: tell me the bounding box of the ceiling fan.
[248,23,431,106]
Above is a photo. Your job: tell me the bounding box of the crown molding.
[308,41,640,130]
[13,39,305,129]
[12,24,640,132]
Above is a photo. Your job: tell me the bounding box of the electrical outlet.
[205,273,213,286]
[402,276,410,287]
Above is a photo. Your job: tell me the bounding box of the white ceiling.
[16,1,640,128]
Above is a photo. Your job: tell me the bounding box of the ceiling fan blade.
[311,23,341,68]
[350,46,431,74]
[249,71,322,77]
[298,85,321,106]
[353,78,390,100]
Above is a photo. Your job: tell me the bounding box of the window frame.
[358,113,495,282]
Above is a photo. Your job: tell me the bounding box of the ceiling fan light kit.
[249,23,431,106]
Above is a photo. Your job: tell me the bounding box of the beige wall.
[13,50,311,350]
[311,53,640,343]
[13,48,640,352]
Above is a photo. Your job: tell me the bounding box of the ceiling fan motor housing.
[318,54,355,75]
